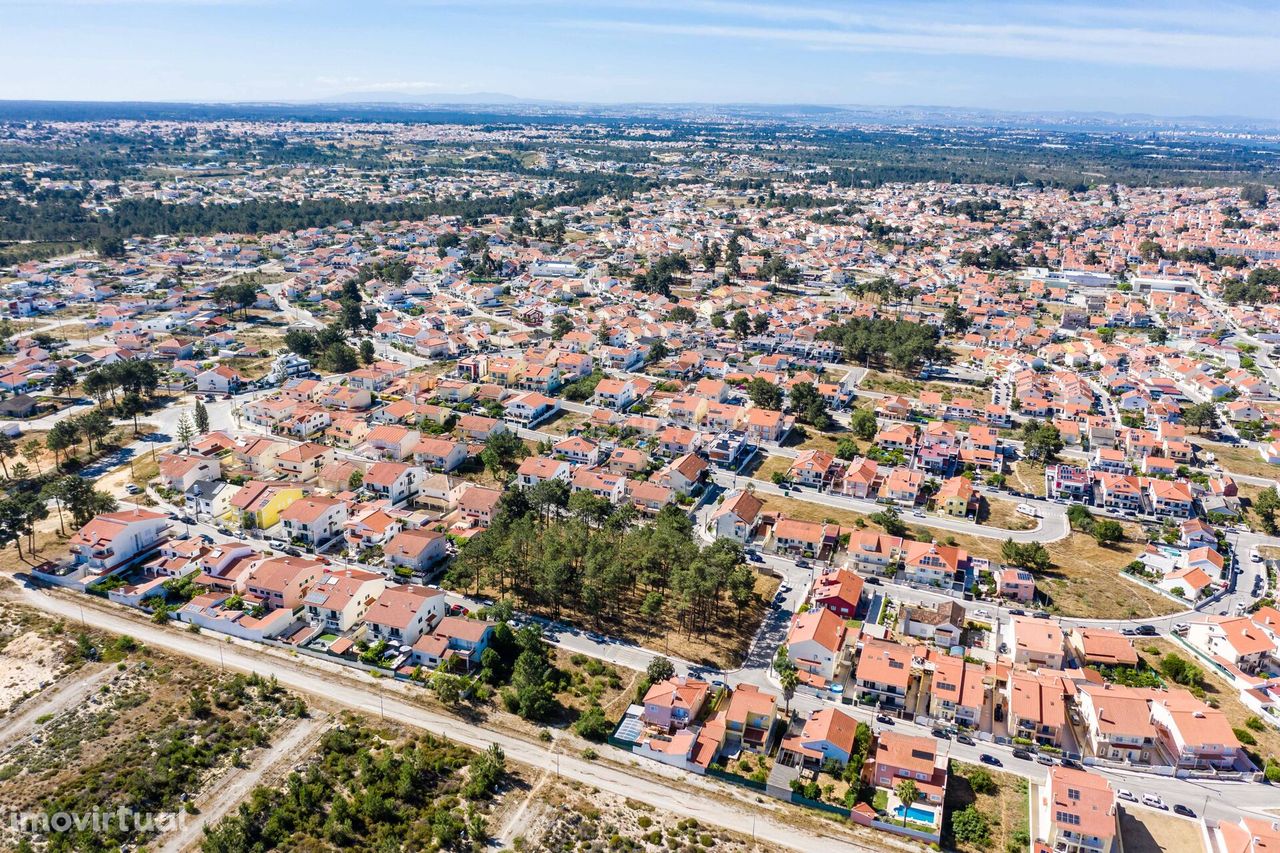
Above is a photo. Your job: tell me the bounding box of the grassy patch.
[745,454,794,482]
[944,761,1029,853]
[1200,440,1280,481]
[862,370,992,406]
[975,497,1036,531]
[1010,461,1047,497]
[538,409,591,437]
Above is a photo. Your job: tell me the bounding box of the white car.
[974,609,991,618]
[1251,552,1263,563]
[1142,793,1167,810]
[1117,789,1136,802]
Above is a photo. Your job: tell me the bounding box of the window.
[1067,788,1080,801]
[1055,811,1080,826]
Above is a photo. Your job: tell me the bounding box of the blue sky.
[4,0,1280,118]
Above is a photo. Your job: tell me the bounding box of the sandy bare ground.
[155,712,330,853]
[0,663,113,751]
[495,740,562,847]
[0,631,68,711]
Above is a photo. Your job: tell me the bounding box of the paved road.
[8,582,880,853]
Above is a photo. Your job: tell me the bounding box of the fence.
[1119,571,1196,608]
[706,766,767,791]
[870,818,941,843]
[790,793,850,817]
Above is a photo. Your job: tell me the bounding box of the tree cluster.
[211,281,260,318]
[448,491,756,639]
[1019,419,1063,463]
[284,323,362,373]
[789,382,832,431]
[816,316,949,373]
[631,253,690,297]
[1221,268,1280,305]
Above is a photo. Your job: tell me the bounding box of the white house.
[69,509,171,576]
[195,364,242,394]
[303,568,387,633]
[363,585,448,647]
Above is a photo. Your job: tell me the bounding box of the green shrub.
[951,806,991,846]
[967,768,996,795]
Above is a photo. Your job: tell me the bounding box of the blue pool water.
[893,804,936,825]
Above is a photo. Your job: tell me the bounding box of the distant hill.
[320,91,531,105]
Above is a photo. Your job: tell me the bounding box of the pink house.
[997,568,1036,603]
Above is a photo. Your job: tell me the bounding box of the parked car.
[979,754,1002,767]
[1173,804,1196,818]
[1135,625,1157,636]
[1060,758,1082,770]
[931,729,950,740]
[974,609,991,618]
[1172,623,1190,635]
[1036,754,1055,766]
[1121,628,1138,636]
[1116,789,1136,802]
[864,576,880,586]
[875,714,895,726]
[956,734,976,746]
[1012,749,1034,761]
[1142,793,1167,810]
[1008,608,1026,616]
[124,483,141,495]
[1032,611,1050,619]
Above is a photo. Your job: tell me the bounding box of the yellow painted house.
[935,476,977,517]
[230,480,304,529]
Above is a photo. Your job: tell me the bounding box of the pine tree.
[194,399,210,433]
[176,412,195,450]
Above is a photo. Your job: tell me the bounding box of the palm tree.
[895,779,919,826]
[779,666,798,717]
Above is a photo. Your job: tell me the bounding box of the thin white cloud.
[561,17,1280,72]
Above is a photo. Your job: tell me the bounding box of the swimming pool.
[892,804,936,825]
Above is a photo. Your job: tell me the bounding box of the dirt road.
[155,713,330,853]
[0,663,116,754]
[9,582,882,853]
